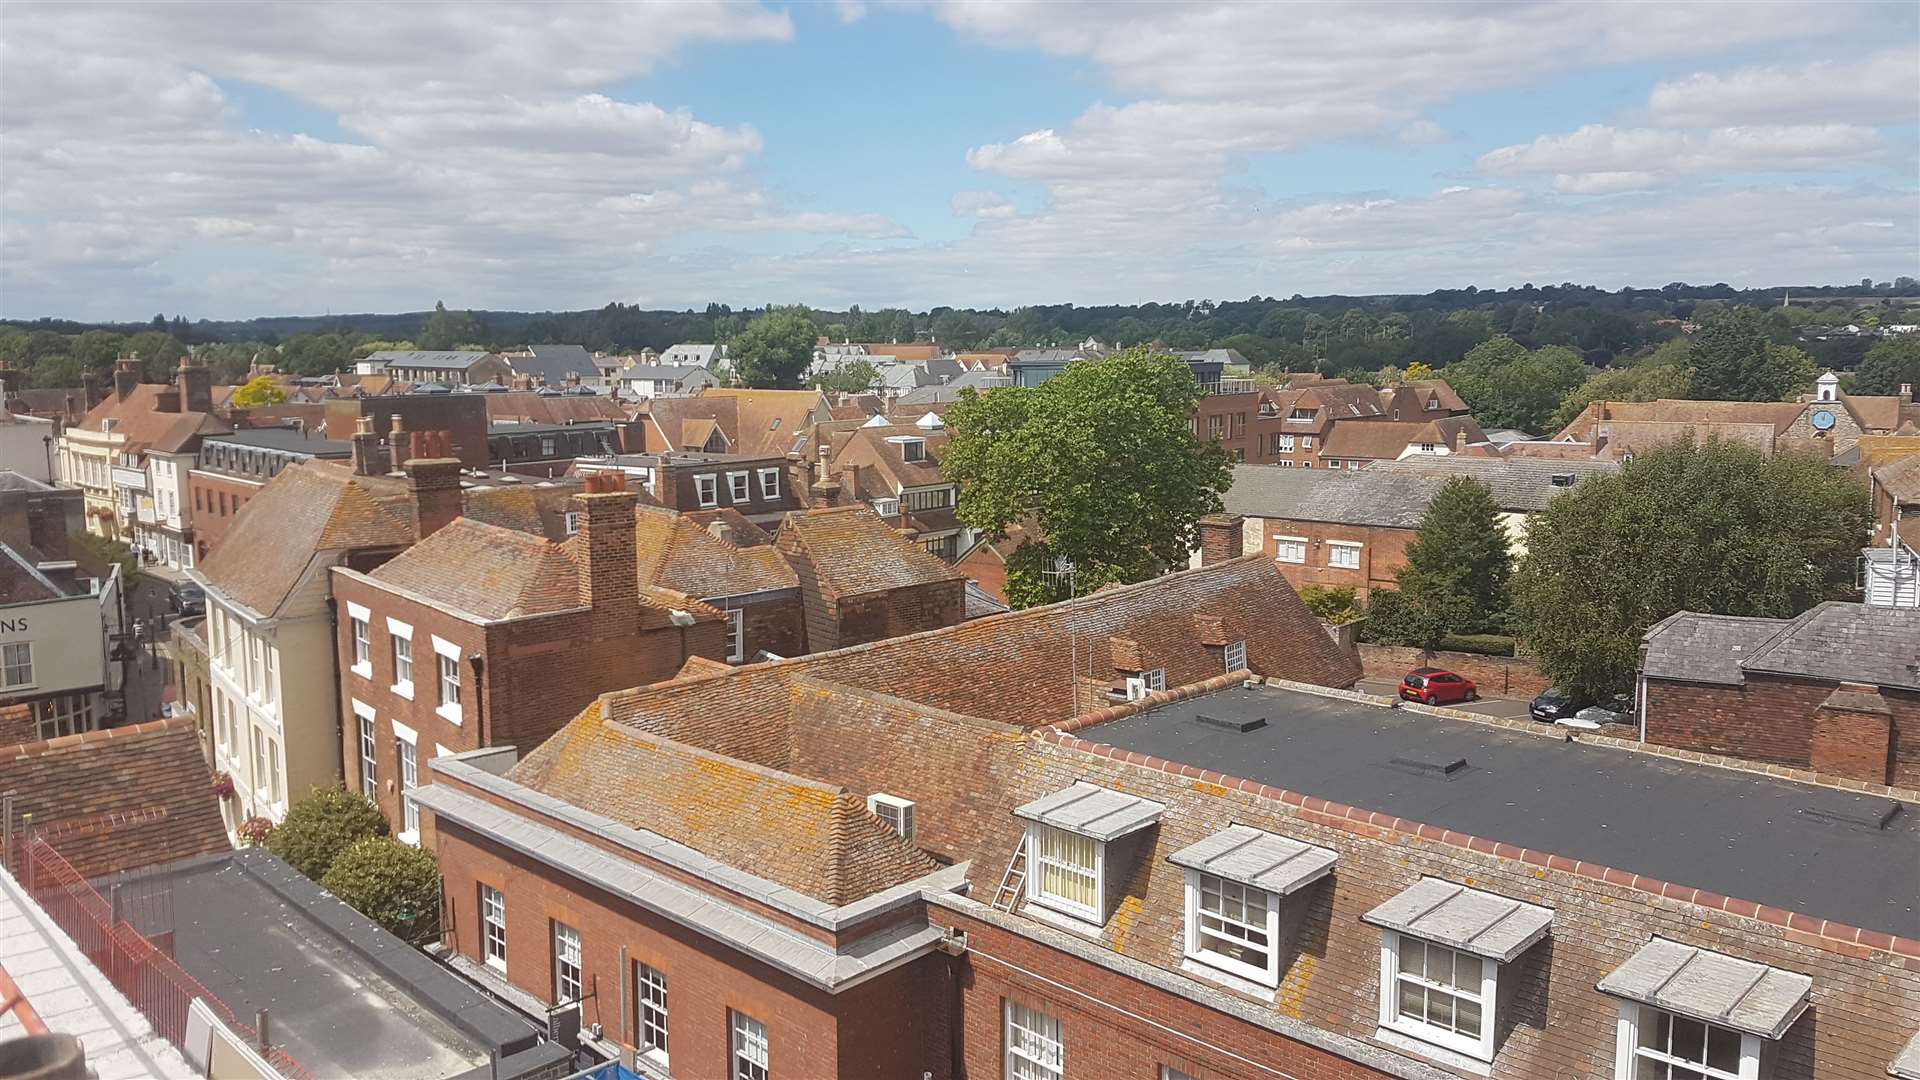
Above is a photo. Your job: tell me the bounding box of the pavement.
[1355,678,1534,721]
[116,574,179,726]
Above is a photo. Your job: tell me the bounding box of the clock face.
[1810,409,1836,431]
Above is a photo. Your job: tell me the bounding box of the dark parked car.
[1399,667,1478,705]
[1529,687,1582,722]
[171,583,205,617]
[1532,687,1632,725]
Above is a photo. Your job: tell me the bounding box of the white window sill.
[1180,955,1278,1000]
[634,1048,670,1079]
[397,829,419,847]
[351,662,372,680]
[1373,1024,1492,1075]
[436,703,463,726]
[484,956,507,975]
[3,683,37,693]
[391,681,413,701]
[1021,899,1105,937]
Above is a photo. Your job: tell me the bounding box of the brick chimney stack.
[176,356,213,413]
[114,354,141,400]
[573,471,640,634]
[350,417,388,476]
[1454,427,1469,452]
[1196,513,1244,565]
[389,414,411,471]
[1901,383,1914,404]
[405,430,463,540]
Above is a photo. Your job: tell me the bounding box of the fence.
[20,836,312,1080]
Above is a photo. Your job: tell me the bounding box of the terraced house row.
[407,548,1919,1080]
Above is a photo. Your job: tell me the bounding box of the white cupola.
[1815,370,1839,403]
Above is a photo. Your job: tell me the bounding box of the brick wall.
[1644,674,1920,788]
[187,472,263,560]
[434,817,951,1079]
[322,396,489,468]
[1357,644,1550,699]
[832,580,966,649]
[1250,516,1414,599]
[731,594,806,661]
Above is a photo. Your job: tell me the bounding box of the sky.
[2,1,1917,321]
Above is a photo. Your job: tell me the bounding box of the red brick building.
[415,554,1919,1080]
[775,504,965,651]
[329,473,732,833]
[1640,603,1920,787]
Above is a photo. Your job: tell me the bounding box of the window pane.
[1705,1025,1741,1072]
[1635,1058,1666,1080]
[1427,943,1453,987]
[1640,1007,1669,1050]
[1671,1016,1706,1061]
[1452,953,1481,992]
[1397,935,1424,979]
[1455,996,1481,1039]
[1428,988,1454,1028]
[1397,980,1423,1022]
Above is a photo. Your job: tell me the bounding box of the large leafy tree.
[320,837,441,945]
[816,359,877,394]
[728,306,819,388]
[418,301,482,351]
[1369,477,1512,649]
[1445,337,1588,432]
[264,786,390,881]
[1851,336,1920,396]
[1513,441,1869,698]
[1688,308,1817,401]
[230,375,289,407]
[944,347,1232,607]
[1548,360,1696,432]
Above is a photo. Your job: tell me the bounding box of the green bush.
[1297,585,1361,625]
[320,837,441,945]
[1436,633,1517,657]
[265,786,389,881]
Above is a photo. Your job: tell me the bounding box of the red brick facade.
[1643,673,1920,787]
[1251,515,1414,599]
[1358,644,1552,699]
[186,471,262,560]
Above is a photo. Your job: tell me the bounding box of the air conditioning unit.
[868,793,916,844]
[1123,675,1148,701]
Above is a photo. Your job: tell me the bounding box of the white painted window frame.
[1025,823,1103,924]
[729,1010,768,1080]
[1003,999,1064,1080]
[432,635,462,725]
[727,471,751,502]
[551,921,582,1005]
[758,467,780,500]
[695,474,718,508]
[1377,930,1498,1063]
[1273,536,1307,564]
[1185,870,1280,987]
[636,962,669,1065]
[347,601,372,678]
[724,608,745,662]
[387,617,414,699]
[1327,541,1362,569]
[392,718,420,843]
[1,642,34,689]
[1612,1000,1761,1080]
[479,883,507,971]
[352,699,377,795]
[1224,640,1247,673]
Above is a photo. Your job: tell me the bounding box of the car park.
[1398,667,1478,705]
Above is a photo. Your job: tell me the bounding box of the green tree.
[351,339,416,359]
[320,837,441,945]
[931,310,985,351]
[728,306,819,388]
[123,331,187,380]
[816,359,877,394]
[230,375,288,407]
[0,327,28,366]
[419,301,481,351]
[943,348,1232,607]
[264,786,390,881]
[1445,338,1588,432]
[1297,585,1360,625]
[71,330,124,373]
[1513,441,1869,698]
[1548,361,1696,432]
[1368,477,1512,648]
[1851,336,1920,396]
[1689,309,1816,401]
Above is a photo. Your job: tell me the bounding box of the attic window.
[900,439,927,463]
[1426,398,1439,410]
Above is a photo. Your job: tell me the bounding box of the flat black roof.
[1086,684,1920,938]
[113,852,498,1079]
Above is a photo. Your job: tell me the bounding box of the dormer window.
[867,793,916,843]
[1289,408,1315,421]
[1426,398,1439,410]
[901,438,926,462]
[872,496,900,517]
[1015,782,1166,927]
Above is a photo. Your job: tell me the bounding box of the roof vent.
[1388,752,1468,778]
[1193,713,1267,734]
[1798,796,1901,832]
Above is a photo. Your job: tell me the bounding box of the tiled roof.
[680,507,773,547]
[76,384,231,454]
[484,392,630,425]
[369,518,584,620]
[828,426,947,492]
[632,505,799,599]
[775,505,959,600]
[696,389,827,456]
[1558,399,1808,442]
[1842,392,1909,433]
[0,543,62,604]
[463,481,582,541]
[1369,455,1619,510]
[0,717,229,879]
[1641,612,1788,686]
[1739,601,1920,691]
[1318,417,1483,461]
[601,555,1361,738]
[1874,453,1920,502]
[509,702,937,906]
[200,460,414,616]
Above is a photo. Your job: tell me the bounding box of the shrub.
[1436,633,1517,657]
[320,837,441,945]
[265,786,389,881]
[237,816,274,848]
[1297,585,1361,625]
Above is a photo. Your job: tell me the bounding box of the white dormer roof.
[861,414,891,428]
[915,412,944,430]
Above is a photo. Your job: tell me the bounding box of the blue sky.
[2,1,1915,320]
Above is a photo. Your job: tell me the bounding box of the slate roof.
[509,702,937,906]
[1369,455,1619,510]
[1739,601,1920,691]
[1362,877,1554,963]
[368,518,584,621]
[510,344,596,385]
[632,505,798,599]
[199,460,414,616]
[1597,938,1812,1040]
[775,505,960,600]
[1640,612,1789,686]
[1222,467,1437,528]
[364,350,495,371]
[0,543,63,604]
[0,717,229,879]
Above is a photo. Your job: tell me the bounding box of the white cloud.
[951,191,1018,219]
[1397,120,1450,146]
[1478,124,1885,186]
[1647,49,1920,128]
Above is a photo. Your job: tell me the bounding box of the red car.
[1399,667,1478,705]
